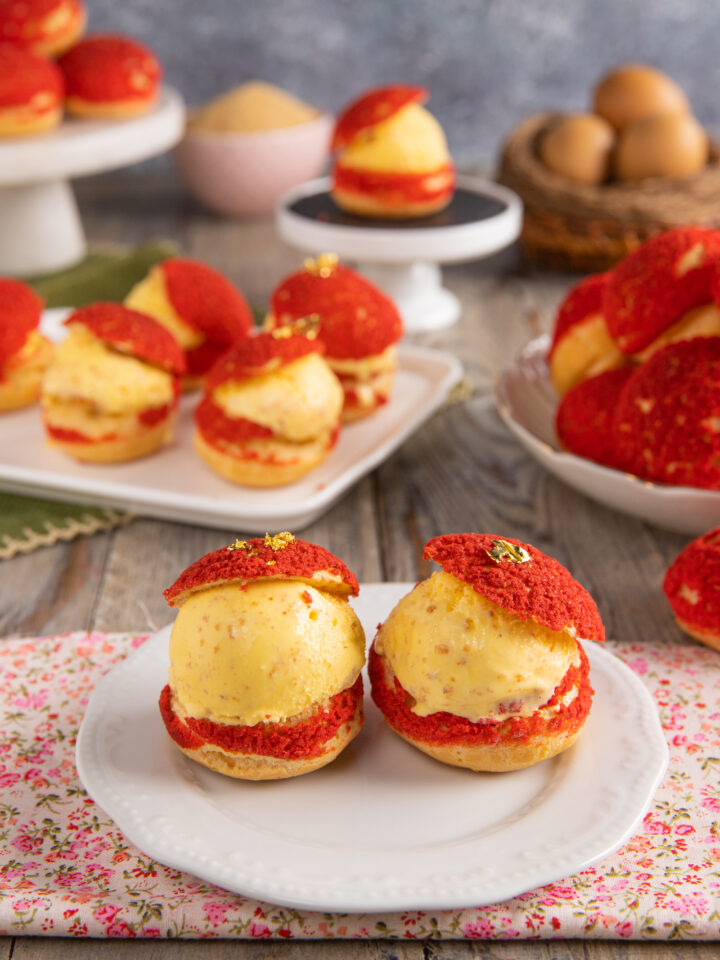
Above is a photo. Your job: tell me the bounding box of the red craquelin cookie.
[0,41,63,112]
[0,0,85,57]
[603,227,720,354]
[424,532,605,641]
[164,535,359,607]
[58,34,160,108]
[65,302,186,376]
[663,529,720,651]
[555,367,633,469]
[331,85,426,151]
[613,336,720,488]
[204,331,322,389]
[549,272,609,357]
[0,278,44,371]
[270,262,403,360]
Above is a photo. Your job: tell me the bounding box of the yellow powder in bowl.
[187,81,319,133]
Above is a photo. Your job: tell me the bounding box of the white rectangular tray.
[0,312,461,531]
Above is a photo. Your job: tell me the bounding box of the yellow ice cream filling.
[636,302,720,361]
[42,326,174,415]
[125,267,204,351]
[338,103,450,174]
[550,314,626,395]
[169,580,366,726]
[329,346,397,378]
[187,81,319,133]
[213,353,343,442]
[376,571,579,722]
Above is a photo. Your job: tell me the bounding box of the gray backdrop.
[86,0,716,167]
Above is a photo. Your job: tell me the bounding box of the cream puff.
[0,43,64,136]
[0,278,53,411]
[194,330,343,486]
[268,254,403,421]
[125,257,253,389]
[159,533,366,780]
[664,529,720,651]
[0,0,86,58]
[331,85,455,218]
[555,367,633,469]
[370,533,604,772]
[58,34,161,119]
[549,272,627,395]
[42,302,185,462]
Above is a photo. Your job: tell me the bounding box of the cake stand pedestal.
[276,175,522,332]
[0,87,185,276]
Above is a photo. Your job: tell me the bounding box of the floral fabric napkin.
[0,632,718,940]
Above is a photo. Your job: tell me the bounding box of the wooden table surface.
[1,175,714,960]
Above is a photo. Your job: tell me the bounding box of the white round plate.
[76,583,667,913]
[495,335,720,536]
[276,175,522,264]
[0,86,185,184]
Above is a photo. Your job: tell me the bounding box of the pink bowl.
[173,113,333,217]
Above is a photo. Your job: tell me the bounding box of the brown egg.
[613,112,708,181]
[593,64,689,131]
[538,113,615,184]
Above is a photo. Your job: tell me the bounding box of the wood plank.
[0,531,112,638]
[0,938,12,960]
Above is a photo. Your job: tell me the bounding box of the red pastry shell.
[160,258,253,346]
[612,336,720,488]
[555,367,633,469]
[603,227,720,354]
[58,33,161,103]
[663,529,720,634]
[0,278,44,370]
[64,302,186,375]
[270,263,403,360]
[331,84,427,151]
[423,533,604,642]
[0,42,64,108]
[549,272,610,356]
[205,332,322,390]
[164,538,359,606]
[0,0,81,50]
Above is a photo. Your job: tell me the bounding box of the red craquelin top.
[0,278,44,371]
[0,42,63,108]
[555,367,632,470]
[664,528,720,632]
[205,332,322,390]
[58,33,160,103]
[612,335,720,489]
[271,264,403,360]
[423,533,605,643]
[331,85,426,151]
[65,302,186,375]
[549,272,609,356]
[160,258,253,347]
[603,227,720,354]
[0,0,77,44]
[164,537,359,607]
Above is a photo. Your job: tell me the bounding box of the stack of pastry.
[0,278,53,411]
[499,64,720,271]
[551,226,720,489]
[0,0,162,136]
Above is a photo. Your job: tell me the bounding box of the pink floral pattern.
[0,632,719,940]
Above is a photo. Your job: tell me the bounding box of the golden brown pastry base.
[48,415,176,463]
[674,617,720,653]
[175,701,363,781]
[193,429,333,487]
[64,95,158,120]
[331,186,451,220]
[0,107,63,137]
[498,112,720,272]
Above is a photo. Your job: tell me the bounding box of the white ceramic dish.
[495,334,720,536]
[0,311,460,532]
[76,582,668,913]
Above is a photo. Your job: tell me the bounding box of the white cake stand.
[0,86,185,276]
[276,175,522,332]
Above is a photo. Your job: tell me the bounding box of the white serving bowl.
[174,112,333,217]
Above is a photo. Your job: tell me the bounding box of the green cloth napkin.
[27,240,179,307]
[1,242,180,559]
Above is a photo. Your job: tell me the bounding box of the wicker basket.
[498,112,720,273]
